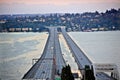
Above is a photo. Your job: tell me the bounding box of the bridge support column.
[115,73,119,80]
[112,72,119,80]
[113,73,116,79]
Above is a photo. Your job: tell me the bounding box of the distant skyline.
[0,0,120,14]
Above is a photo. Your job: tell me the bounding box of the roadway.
[61,27,115,80]
[22,27,66,80]
[22,27,115,80]
[61,28,92,70]
[54,28,66,74]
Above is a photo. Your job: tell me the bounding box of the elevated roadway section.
[61,28,92,70]
[61,27,117,80]
[22,27,66,80]
[54,28,66,74]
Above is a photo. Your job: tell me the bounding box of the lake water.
[69,31,120,76]
[0,31,120,80]
[0,32,48,80]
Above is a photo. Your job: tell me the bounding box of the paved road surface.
[22,27,65,80]
[61,28,92,69]
[54,28,66,74]
[22,27,115,80]
[61,28,115,80]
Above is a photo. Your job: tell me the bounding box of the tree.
[84,65,95,80]
[61,65,74,80]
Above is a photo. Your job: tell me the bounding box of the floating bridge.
[22,27,66,80]
[22,27,119,80]
[61,27,119,80]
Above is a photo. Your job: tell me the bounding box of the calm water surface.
[69,31,120,75]
[0,32,47,80]
[0,31,120,80]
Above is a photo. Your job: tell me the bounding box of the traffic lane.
[54,28,66,73]
[23,28,55,79]
[96,72,115,80]
[61,30,91,67]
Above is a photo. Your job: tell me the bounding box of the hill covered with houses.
[0,8,120,32]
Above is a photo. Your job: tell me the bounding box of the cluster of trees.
[61,65,95,80]
[82,65,95,80]
[0,8,120,32]
[1,21,48,32]
[61,65,74,80]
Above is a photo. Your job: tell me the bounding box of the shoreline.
[0,32,48,80]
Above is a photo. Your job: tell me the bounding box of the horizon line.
[0,8,120,15]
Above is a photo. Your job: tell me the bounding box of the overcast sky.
[0,0,120,14]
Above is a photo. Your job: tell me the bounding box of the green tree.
[61,65,74,80]
[84,65,95,80]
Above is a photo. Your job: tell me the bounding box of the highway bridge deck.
[61,27,116,80]
[22,28,66,80]
[61,28,92,69]
[54,28,66,74]
[22,27,116,80]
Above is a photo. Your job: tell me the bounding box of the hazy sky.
[0,0,120,14]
